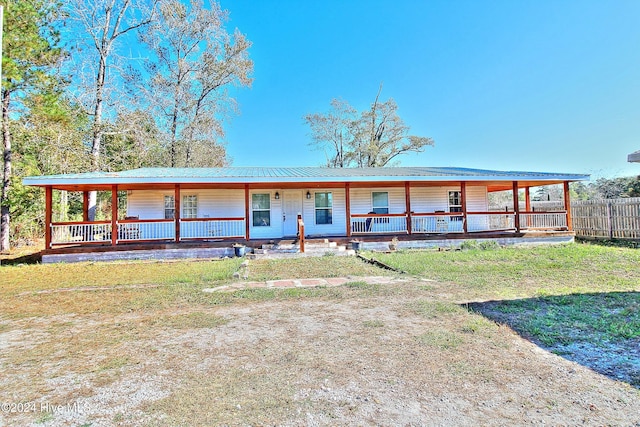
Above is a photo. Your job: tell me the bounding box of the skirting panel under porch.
[42,247,234,264]
[358,234,575,252]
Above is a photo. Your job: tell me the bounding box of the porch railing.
[519,211,568,230]
[179,218,246,240]
[467,212,516,232]
[117,219,175,242]
[351,214,408,234]
[411,212,465,233]
[51,221,111,245]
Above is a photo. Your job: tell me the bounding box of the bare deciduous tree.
[65,0,158,220]
[305,85,434,168]
[135,0,253,168]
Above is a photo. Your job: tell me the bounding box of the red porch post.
[524,187,531,212]
[563,181,573,231]
[111,185,118,246]
[45,186,52,249]
[82,191,89,222]
[244,184,250,240]
[461,181,468,233]
[174,184,181,243]
[345,183,351,237]
[512,181,521,232]
[405,182,412,235]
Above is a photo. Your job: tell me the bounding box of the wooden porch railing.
[116,219,176,242]
[519,211,568,230]
[411,212,465,234]
[51,221,112,245]
[350,213,409,234]
[179,218,246,240]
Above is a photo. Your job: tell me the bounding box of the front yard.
[1,243,639,425]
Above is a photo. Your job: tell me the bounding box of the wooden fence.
[571,198,640,240]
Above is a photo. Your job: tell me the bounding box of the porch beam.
[405,182,412,235]
[512,181,521,232]
[345,183,351,237]
[563,181,573,231]
[111,185,118,246]
[244,184,250,240]
[174,184,181,242]
[82,191,89,222]
[45,186,52,249]
[461,181,468,233]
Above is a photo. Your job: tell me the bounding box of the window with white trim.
[448,191,462,221]
[372,192,389,214]
[252,194,271,227]
[315,192,333,225]
[182,195,198,219]
[164,195,175,219]
[164,195,198,219]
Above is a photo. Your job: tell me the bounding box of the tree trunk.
[1,88,11,251]
[88,43,108,221]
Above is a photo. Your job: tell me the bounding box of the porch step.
[249,239,352,259]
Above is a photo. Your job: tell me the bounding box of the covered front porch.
[40,180,575,252]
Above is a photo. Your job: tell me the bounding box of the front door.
[283,190,303,237]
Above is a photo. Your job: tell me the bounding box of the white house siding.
[302,188,347,237]
[349,187,407,215]
[126,185,491,239]
[410,185,487,212]
[410,185,489,232]
[127,189,244,219]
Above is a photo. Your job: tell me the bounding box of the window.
[372,192,389,214]
[164,195,175,219]
[182,195,198,219]
[164,195,198,219]
[315,192,333,225]
[252,194,271,227]
[448,191,462,221]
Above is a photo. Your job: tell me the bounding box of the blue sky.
[217,0,640,179]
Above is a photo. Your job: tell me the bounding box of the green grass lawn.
[368,242,640,300]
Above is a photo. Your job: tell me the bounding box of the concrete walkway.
[202,276,406,293]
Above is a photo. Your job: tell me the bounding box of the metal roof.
[23,166,589,187]
[629,151,640,163]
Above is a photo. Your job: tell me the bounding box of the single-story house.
[629,150,640,163]
[23,166,589,260]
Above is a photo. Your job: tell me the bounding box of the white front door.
[283,190,303,237]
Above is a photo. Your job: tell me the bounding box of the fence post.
[607,201,613,240]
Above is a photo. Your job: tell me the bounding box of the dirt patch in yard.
[1,278,639,426]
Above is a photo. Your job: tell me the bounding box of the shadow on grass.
[0,252,42,265]
[467,291,640,389]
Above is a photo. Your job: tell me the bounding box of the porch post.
[563,181,573,231]
[174,184,181,243]
[512,181,521,232]
[45,186,52,250]
[524,187,531,228]
[405,182,412,235]
[82,191,89,222]
[111,185,118,246]
[345,183,351,237]
[244,184,250,240]
[460,181,468,233]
